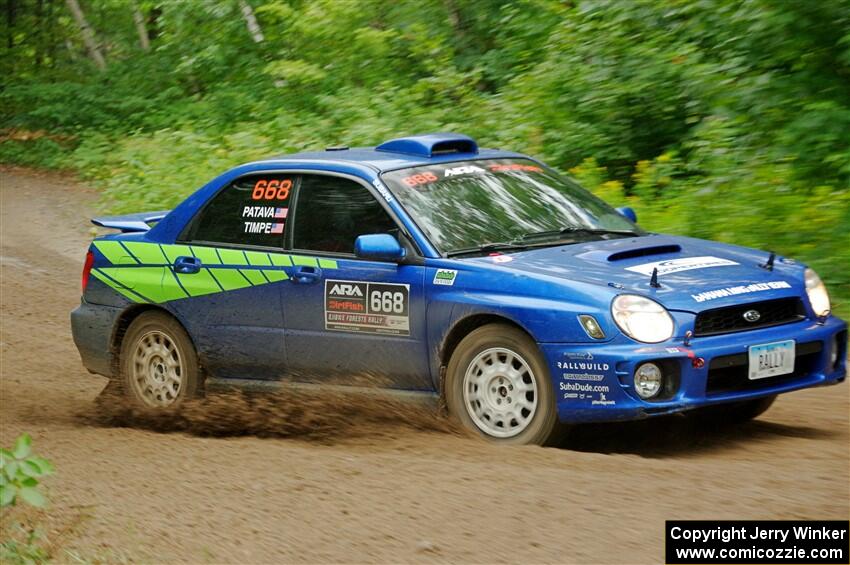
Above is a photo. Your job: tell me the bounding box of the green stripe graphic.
[90,241,337,304]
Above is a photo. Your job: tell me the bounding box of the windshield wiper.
[446,241,527,257]
[519,226,640,241]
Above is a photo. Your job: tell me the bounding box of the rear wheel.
[446,324,561,445]
[120,311,199,409]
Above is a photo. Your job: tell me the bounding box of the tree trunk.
[6,0,15,50]
[35,0,44,67]
[239,0,264,43]
[65,0,106,69]
[132,1,150,51]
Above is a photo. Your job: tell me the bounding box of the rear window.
[185,174,296,248]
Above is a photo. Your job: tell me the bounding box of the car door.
[172,172,294,380]
[280,173,431,391]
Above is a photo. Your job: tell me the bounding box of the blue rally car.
[71,133,847,445]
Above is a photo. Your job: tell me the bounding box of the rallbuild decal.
[625,256,738,276]
[90,241,337,304]
[691,281,792,303]
[324,279,410,336]
[433,269,457,286]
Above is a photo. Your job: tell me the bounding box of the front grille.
[694,297,805,337]
[705,341,822,395]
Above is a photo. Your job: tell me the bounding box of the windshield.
[381,158,643,254]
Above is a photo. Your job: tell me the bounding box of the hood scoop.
[606,244,682,262]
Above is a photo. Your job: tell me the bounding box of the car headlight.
[611,294,674,343]
[805,268,831,317]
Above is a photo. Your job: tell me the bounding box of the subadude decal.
[324,279,410,335]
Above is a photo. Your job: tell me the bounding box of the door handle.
[173,255,201,274]
[292,265,322,284]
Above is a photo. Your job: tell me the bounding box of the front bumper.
[542,315,847,424]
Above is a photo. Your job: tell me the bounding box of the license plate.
[748,340,795,380]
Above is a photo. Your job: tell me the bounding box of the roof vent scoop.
[375,133,478,158]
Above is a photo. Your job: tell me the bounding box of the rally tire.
[119,311,200,409]
[446,324,562,445]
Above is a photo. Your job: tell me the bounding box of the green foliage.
[1,0,848,315]
[0,434,54,509]
[0,525,49,565]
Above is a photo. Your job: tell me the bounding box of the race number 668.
[370,290,405,314]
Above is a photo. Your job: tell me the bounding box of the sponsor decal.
[433,269,457,286]
[324,279,410,335]
[561,373,605,382]
[328,282,364,297]
[560,382,610,393]
[372,179,395,202]
[487,163,543,173]
[591,392,616,406]
[625,256,739,276]
[560,382,613,403]
[557,361,610,371]
[489,253,513,263]
[242,206,288,219]
[244,222,284,234]
[565,351,594,360]
[444,165,485,177]
[691,281,792,303]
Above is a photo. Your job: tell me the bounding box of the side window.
[292,175,397,254]
[186,173,295,247]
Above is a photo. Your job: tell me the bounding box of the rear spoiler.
[91,210,170,233]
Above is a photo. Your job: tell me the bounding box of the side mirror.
[616,206,637,223]
[354,234,406,262]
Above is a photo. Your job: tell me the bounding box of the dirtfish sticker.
[433,269,457,286]
[691,281,792,303]
[625,256,738,276]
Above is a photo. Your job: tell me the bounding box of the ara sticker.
[324,279,410,336]
[433,269,457,286]
[625,256,738,276]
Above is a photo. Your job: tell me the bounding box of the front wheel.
[446,324,562,445]
[119,311,200,409]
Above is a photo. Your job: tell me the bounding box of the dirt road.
[1,166,848,564]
